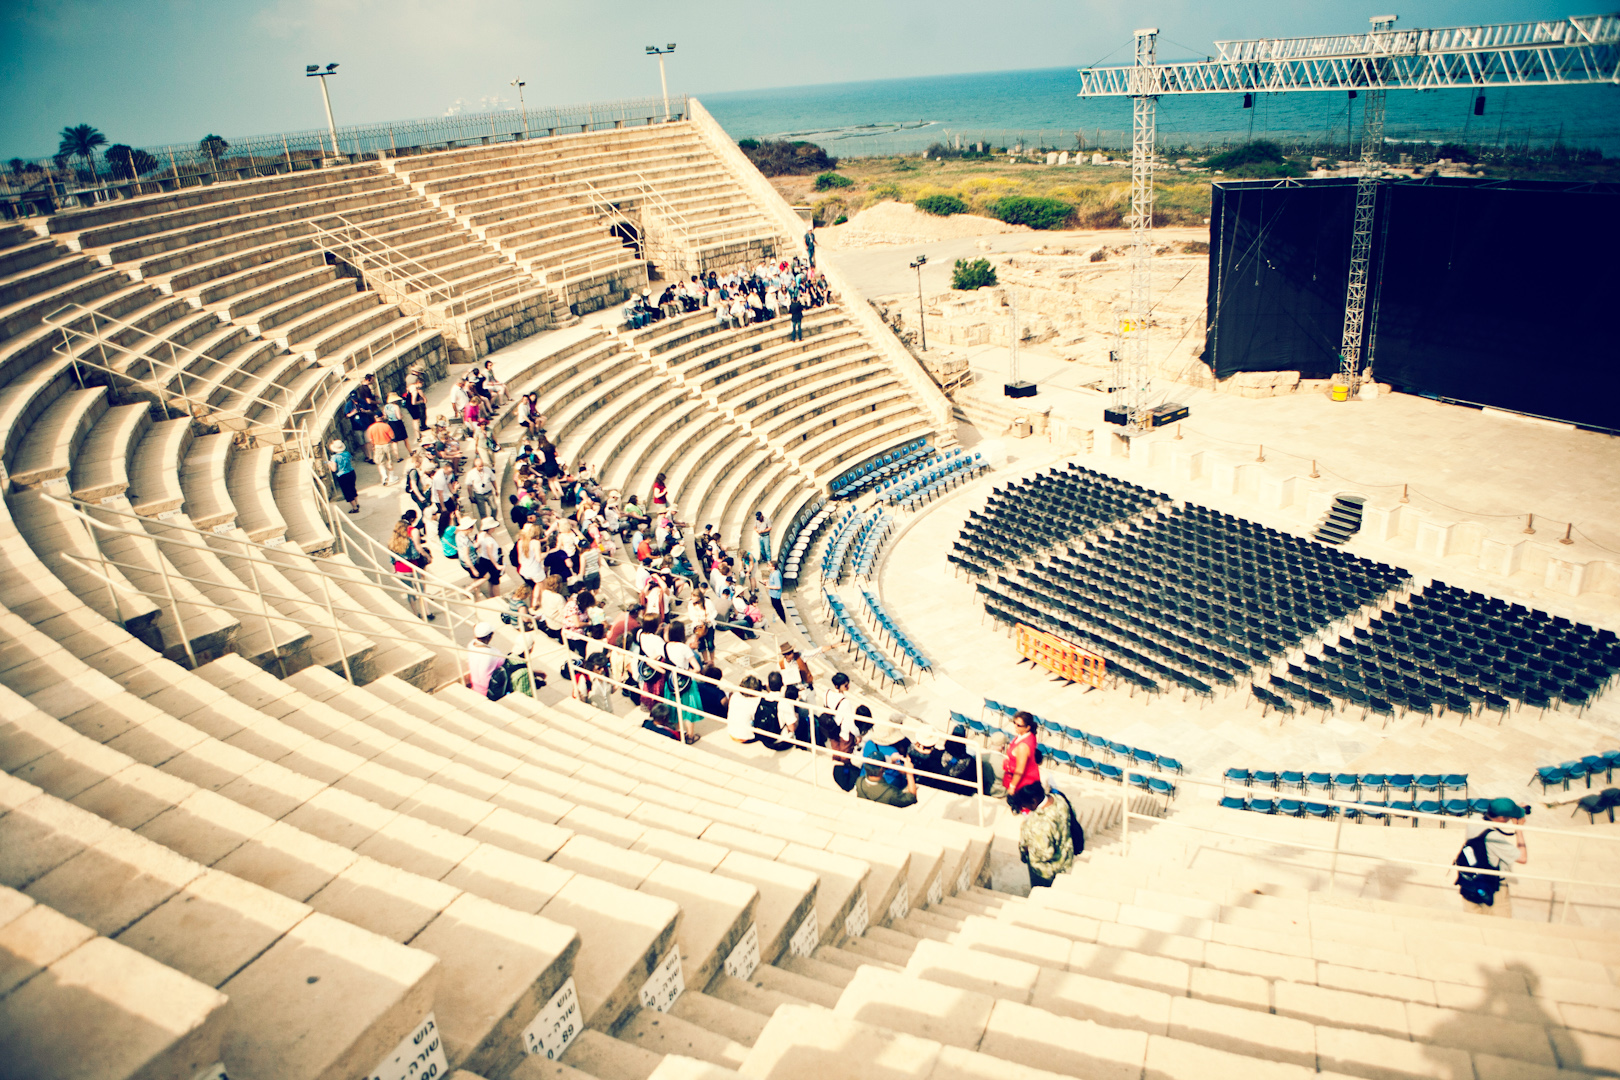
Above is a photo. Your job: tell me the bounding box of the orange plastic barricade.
[1016,623,1106,687]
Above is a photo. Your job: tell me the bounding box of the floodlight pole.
[910,255,928,351]
[647,45,677,121]
[306,65,342,157]
[511,79,530,138]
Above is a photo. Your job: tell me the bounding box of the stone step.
[0,885,231,1080]
[617,1006,750,1070]
[0,776,443,1080]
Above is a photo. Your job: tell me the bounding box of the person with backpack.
[1012,780,1080,889]
[465,622,506,697]
[1457,798,1529,917]
[855,721,918,807]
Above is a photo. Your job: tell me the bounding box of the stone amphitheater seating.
[11,112,1614,1080]
[389,124,780,302]
[501,301,936,553]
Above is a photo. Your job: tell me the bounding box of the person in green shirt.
[1012,781,1076,889]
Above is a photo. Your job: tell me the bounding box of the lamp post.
[304,63,342,158]
[645,44,676,121]
[510,79,529,139]
[909,254,928,352]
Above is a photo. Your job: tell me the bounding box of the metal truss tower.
[1122,28,1158,430]
[1339,20,1394,393]
[1079,13,1620,408]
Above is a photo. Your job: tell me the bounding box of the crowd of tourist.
[621,257,834,331]
[342,274,1080,893]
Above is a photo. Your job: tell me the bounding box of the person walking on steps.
[803,227,816,268]
[765,560,786,624]
[1012,781,1077,889]
[999,710,1042,802]
[754,511,772,562]
[789,293,804,342]
[1457,797,1529,917]
[366,414,397,484]
[328,439,359,514]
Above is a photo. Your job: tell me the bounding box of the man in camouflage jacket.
[1013,781,1076,888]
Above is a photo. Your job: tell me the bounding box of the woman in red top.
[1002,711,1041,801]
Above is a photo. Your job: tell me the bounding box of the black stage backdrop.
[1205,177,1620,430]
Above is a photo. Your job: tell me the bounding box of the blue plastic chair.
[1219,795,1248,811]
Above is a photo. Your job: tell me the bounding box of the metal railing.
[48,489,473,685]
[307,215,536,333]
[3,95,690,213]
[1107,762,1620,923]
[42,303,304,441]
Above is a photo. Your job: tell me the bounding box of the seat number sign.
[367,1013,446,1080]
[522,978,581,1060]
[723,923,760,980]
[639,948,685,1013]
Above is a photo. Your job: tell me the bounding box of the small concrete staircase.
[1312,493,1367,545]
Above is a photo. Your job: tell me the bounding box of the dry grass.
[770,154,1212,228]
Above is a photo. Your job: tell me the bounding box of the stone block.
[217,911,438,1080]
[1316,1024,1471,1080]
[1068,942,1190,995]
[905,939,1039,1002]
[1189,966,1271,1011]
[114,868,306,990]
[1204,941,1315,983]
[1168,994,1316,1067]
[0,899,95,998]
[0,934,229,1080]
[979,998,1148,1080]
[1032,967,1171,1035]
[1275,981,1408,1037]
[1404,1001,1556,1066]
[740,1004,942,1079]
[1550,1027,1620,1074]
[1144,1033,1317,1080]
[411,892,578,1078]
[1317,963,1437,1006]
[835,966,995,1049]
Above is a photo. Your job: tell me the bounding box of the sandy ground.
[817,200,1030,248]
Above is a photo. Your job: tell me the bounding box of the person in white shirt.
[429,464,453,509]
[464,622,505,696]
[472,517,503,599]
[1463,798,1529,917]
[467,461,496,522]
[726,674,763,743]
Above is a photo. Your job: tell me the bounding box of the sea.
[699,67,1620,158]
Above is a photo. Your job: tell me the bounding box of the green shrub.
[915,194,968,216]
[1201,140,1305,179]
[990,196,1073,230]
[833,214,848,225]
[868,181,901,200]
[814,171,854,191]
[741,139,838,177]
[951,257,998,290]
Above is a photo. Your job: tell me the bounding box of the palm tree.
[105,144,158,180]
[58,124,107,181]
[198,134,228,170]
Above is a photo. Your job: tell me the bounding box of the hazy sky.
[0,0,1580,156]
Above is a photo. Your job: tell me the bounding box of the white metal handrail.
[48,490,472,685]
[42,303,298,439]
[308,214,535,329]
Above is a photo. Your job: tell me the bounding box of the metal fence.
[1,94,689,212]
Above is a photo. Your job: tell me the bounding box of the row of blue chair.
[823,591,905,688]
[881,449,987,509]
[982,699,1184,775]
[830,438,933,499]
[860,589,932,678]
[818,508,865,582]
[1219,793,1503,824]
[850,513,893,580]
[1223,769,1468,800]
[1531,751,1620,792]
